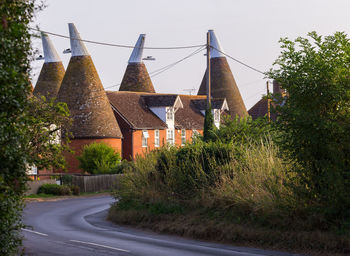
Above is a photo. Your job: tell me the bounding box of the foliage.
[37,184,72,196]
[70,185,80,196]
[203,104,216,142]
[26,96,72,170]
[213,115,274,144]
[111,159,136,174]
[0,1,36,254]
[61,175,73,186]
[78,143,121,174]
[267,31,350,228]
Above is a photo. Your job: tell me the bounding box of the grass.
[25,190,111,200]
[108,138,350,255]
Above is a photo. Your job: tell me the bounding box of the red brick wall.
[132,129,166,159]
[63,138,122,173]
[131,129,203,159]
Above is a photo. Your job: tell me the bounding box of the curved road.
[22,196,300,256]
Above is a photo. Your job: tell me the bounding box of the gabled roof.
[107,91,208,130]
[142,94,182,109]
[107,91,168,130]
[191,98,228,111]
[175,95,206,130]
[248,98,278,121]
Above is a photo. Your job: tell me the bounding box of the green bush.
[61,175,73,185]
[38,184,72,196]
[110,159,136,174]
[69,185,80,196]
[78,143,121,174]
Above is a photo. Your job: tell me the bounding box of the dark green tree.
[0,1,36,254]
[203,104,216,142]
[268,32,350,228]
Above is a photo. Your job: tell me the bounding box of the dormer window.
[166,107,174,121]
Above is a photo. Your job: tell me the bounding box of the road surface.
[22,195,300,256]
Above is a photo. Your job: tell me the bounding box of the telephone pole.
[206,31,211,109]
[267,81,271,122]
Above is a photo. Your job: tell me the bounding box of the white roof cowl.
[128,34,145,64]
[68,23,89,57]
[41,32,61,63]
[208,30,225,59]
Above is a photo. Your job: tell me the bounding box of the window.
[142,130,149,147]
[214,109,220,122]
[181,129,186,146]
[154,130,160,147]
[166,107,174,121]
[192,129,199,138]
[166,129,174,145]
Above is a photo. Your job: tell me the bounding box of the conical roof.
[198,30,247,118]
[119,34,155,93]
[57,23,122,139]
[33,32,65,100]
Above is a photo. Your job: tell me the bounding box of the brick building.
[32,26,248,173]
[56,23,123,173]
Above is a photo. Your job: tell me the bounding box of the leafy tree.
[26,96,71,170]
[268,32,350,227]
[203,104,216,142]
[0,1,72,254]
[214,115,273,145]
[78,143,121,174]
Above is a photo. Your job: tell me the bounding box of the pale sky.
[31,0,350,109]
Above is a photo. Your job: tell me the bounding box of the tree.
[78,143,121,174]
[203,104,216,142]
[0,1,72,254]
[26,96,71,170]
[0,1,36,254]
[267,32,350,227]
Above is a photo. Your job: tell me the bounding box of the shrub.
[61,175,73,185]
[110,159,136,174]
[38,184,72,196]
[69,185,80,196]
[78,143,121,174]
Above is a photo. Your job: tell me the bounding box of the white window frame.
[166,107,174,121]
[181,129,186,146]
[142,130,149,147]
[154,129,160,147]
[214,109,220,122]
[166,129,174,145]
[192,129,199,138]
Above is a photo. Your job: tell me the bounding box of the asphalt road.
[22,195,301,256]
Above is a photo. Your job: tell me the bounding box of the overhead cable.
[30,27,205,50]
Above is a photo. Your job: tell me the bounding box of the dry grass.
[109,138,350,255]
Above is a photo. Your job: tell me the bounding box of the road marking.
[70,240,130,253]
[22,228,48,237]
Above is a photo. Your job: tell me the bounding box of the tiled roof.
[119,63,155,93]
[175,95,206,130]
[191,98,227,110]
[107,91,207,130]
[34,62,65,100]
[248,98,278,121]
[198,57,248,118]
[57,55,122,138]
[142,94,178,107]
[107,91,168,129]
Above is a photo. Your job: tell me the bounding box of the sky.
[30,0,350,109]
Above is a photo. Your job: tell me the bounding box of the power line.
[30,27,205,50]
[104,46,206,89]
[211,46,265,75]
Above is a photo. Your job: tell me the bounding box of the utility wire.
[104,46,206,89]
[211,46,265,75]
[30,27,205,50]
